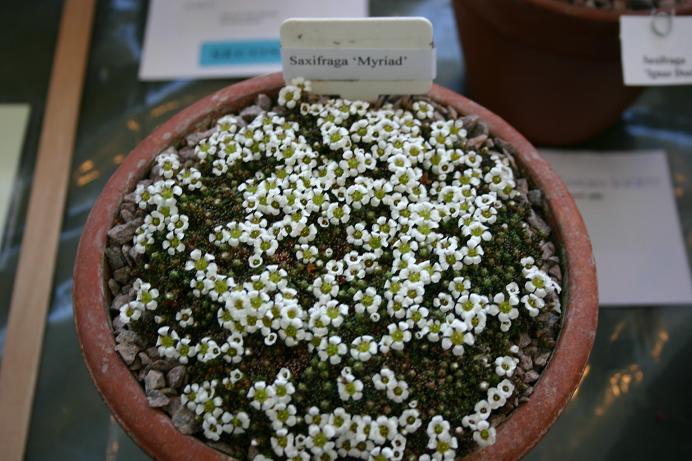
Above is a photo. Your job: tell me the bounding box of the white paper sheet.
[542,149,692,306]
[0,104,30,247]
[139,0,368,80]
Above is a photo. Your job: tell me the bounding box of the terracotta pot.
[73,72,598,460]
[452,0,692,146]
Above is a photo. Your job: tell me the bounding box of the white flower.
[318,336,348,364]
[412,101,434,119]
[494,355,518,377]
[399,408,422,434]
[461,238,484,265]
[324,125,351,151]
[350,335,378,361]
[426,415,451,439]
[370,415,398,444]
[497,378,515,398]
[295,243,319,263]
[472,420,496,447]
[248,381,276,410]
[372,368,396,390]
[270,427,294,457]
[441,319,473,356]
[312,274,339,300]
[386,380,410,403]
[175,307,194,328]
[176,337,197,364]
[202,413,224,441]
[156,326,179,359]
[488,292,520,327]
[381,322,412,352]
[185,249,217,277]
[326,202,351,224]
[197,337,222,362]
[521,292,545,317]
[226,411,250,434]
[337,369,363,401]
[525,268,560,298]
[474,399,491,421]
[278,85,301,109]
[266,403,298,430]
[221,333,244,364]
[134,279,159,310]
[354,287,382,315]
[487,387,507,410]
[119,301,143,324]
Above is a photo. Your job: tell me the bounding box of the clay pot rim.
[73,72,598,461]
[523,0,692,23]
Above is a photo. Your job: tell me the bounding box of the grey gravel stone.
[127,245,142,265]
[172,405,200,434]
[186,128,215,146]
[527,210,551,237]
[528,189,543,207]
[167,366,186,389]
[518,353,533,371]
[518,333,531,348]
[145,370,166,392]
[256,93,272,111]
[107,218,143,245]
[516,178,529,195]
[112,266,130,284]
[146,347,160,361]
[116,342,139,365]
[159,146,177,158]
[111,315,127,333]
[540,241,556,260]
[111,292,132,311]
[105,246,126,270]
[534,352,551,368]
[138,352,152,368]
[115,329,143,347]
[467,134,488,149]
[122,192,137,205]
[549,264,563,284]
[164,396,182,417]
[146,389,170,408]
[524,370,540,384]
[108,279,120,297]
[119,202,137,223]
[121,244,133,266]
[179,146,196,161]
[150,359,177,372]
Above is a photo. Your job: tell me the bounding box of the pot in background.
[73,72,598,460]
[452,0,691,146]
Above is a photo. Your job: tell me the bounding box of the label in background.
[620,16,692,86]
[280,18,436,100]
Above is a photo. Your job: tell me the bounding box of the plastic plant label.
[620,15,692,86]
[280,17,436,100]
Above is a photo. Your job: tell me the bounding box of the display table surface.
[0,1,690,459]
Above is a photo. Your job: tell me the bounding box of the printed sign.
[281,18,436,99]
